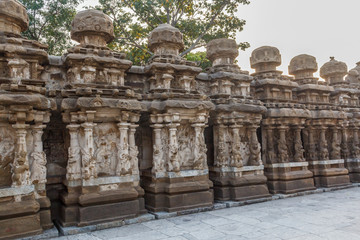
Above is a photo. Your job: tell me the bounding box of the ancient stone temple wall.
[1,1,360,238]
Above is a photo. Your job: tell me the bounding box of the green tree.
[97,0,250,67]
[20,0,83,55]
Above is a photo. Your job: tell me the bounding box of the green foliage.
[20,0,83,55]
[96,0,251,67]
[185,52,212,71]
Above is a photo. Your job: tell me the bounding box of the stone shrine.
[251,48,316,194]
[139,24,214,212]
[0,0,55,238]
[203,39,270,200]
[59,10,145,227]
[0,1,359,238]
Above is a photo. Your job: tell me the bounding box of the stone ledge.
[308,159,344,165]
[265,162,309,168]
[210,165,264,172]
[0,185,34,198]
[55,213,155,236]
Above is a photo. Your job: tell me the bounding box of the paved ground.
[54,188,360,240]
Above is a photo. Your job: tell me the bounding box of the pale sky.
[78,0,360,76]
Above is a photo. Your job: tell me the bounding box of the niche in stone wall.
[204,126,214,167]
[137,114,153,171]
[178,123,195,169]
[92,123,119,176]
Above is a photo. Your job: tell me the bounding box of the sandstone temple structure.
[0,1,360,239]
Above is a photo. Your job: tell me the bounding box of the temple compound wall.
[1,1,360,238]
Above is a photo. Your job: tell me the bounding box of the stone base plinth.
[37,197,54,230]
[142,170,213,212]
[346,158,360,183]
[60,177,146,227]
[308,159,350,187]
[0,199,42,239]
[209,166,270,201]
[265,162,316,194]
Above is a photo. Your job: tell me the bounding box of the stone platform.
[21,184,360,240]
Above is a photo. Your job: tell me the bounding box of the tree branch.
[180,0,229,56]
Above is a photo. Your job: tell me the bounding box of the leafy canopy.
[20,0,83,55]
[97,0,250,66]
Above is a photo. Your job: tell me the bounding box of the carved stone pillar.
[277,125,289,163]
[341,125,349,160]
[81,122,97,180]
[216,124,227,167]
[319,126,329,160]
[193,123,208,170]
[249,124,261,166]
[294,126,305,162]
[12,124,31,187]
[151,124,165,174]
[307,126,317,160]
[129,124,139,174]
[66,124,81,181]
[266,126,276,164]
[230,124,243,167]
[352,126,360,159]
[167,123,180,172]
[31,124,47,185]
[330,127,341,160]
[117,122,131,175]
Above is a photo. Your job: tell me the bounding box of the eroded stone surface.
[1,2,360,239]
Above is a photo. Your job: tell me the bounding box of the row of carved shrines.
[1,1,360,239]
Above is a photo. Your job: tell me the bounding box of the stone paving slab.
[28,186,360,239]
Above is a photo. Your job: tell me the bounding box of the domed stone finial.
[148,24,184,55]
[71,10,114,47]
[320,57,348,84]
[0,0,29,36]
[206,38,238,66]
[346,62,360,84]
[288,54,318,80]
[250,46,281,73]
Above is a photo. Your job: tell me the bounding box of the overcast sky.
[78,0,360,76]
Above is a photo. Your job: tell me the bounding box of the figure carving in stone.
[129,145,139,171]
[168,144,180,172]
[319,143,329,160]
[152,145,164,173]
[177,125,194,168]
[67,146,81,180]
[30,151,47,184]
[230,143,243,167]
[277,127,289,163]
[215,125,228,167]
[331,139,341,160]
[81,148,97,180]
[249,126,261,166]
[11,151,30,186]
[167,124,180,172]
[230,127,243,168]
[249,142,261,166]
[193,129,208,170]
[0,135,15,170]
[152,127,165,174]
[116,143,131,176]
[294,140,305,162]
[278,140,288,163]
[95,137,111,175]
[294,129,305,162]
[352,143,360,159]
